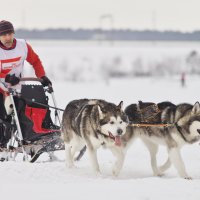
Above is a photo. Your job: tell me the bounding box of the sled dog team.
[61,99,200,179]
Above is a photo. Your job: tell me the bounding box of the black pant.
[0,93,21,120]
[16,97,34,140]
[0,93,34,140]
[0,93,7,120]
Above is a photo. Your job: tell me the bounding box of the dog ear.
[192,102,200,114]
[97,105,104,119]
[117,101,123,110]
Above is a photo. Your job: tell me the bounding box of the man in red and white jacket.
[0,20,51,120]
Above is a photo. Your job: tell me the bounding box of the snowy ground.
[1,76,200,200]
[23,40,200,81]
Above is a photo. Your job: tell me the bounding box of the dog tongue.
[115,136,121,146]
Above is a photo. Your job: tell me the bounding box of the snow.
[1,41,200,199]
[1,77,200,200]
[23,40,200,81]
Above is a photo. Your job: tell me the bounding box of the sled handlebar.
[20,77,43,83]
[20,77,53,90]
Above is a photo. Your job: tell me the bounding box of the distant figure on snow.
[181,72,186,87]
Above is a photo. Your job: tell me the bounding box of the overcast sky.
[1,0,200,31]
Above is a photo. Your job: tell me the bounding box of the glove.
[41,76,52,87]
[5,74,20,86]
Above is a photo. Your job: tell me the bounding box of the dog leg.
[87,146,100,174]
[71,143,85,161]
[168,148,191,179]
[71,146,78,161]
[110,147,125,176]
[158,157,171,173]
[142,139,161,176]
[64,143,74,168]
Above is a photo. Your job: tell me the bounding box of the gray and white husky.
[61,99,128,176]
[124,101,200,179]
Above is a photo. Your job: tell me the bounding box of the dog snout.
[117,128,123,135]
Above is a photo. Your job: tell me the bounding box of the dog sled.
[0,77,64,162]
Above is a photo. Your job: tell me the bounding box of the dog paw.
[112,168,120,177]
[154,172,164,177]
[184,176,192,180]
[94,170,101,177]
[66,162,75,168]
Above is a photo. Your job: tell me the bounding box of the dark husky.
[61,99,128,176]
[124,101,200,179]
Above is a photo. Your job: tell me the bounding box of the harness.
[128,123,173,127]
[129,120,188,143]
[127,101,191,143]
[128,101,174,128]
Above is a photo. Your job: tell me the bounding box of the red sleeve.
[26,43,46,78]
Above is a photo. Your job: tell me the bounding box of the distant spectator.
[181,72,186,87]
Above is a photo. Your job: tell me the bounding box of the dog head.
[177,102,200,143]
[98,101,128,146]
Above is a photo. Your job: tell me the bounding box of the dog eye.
[119,121,123,124]
[110,121,114,124]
